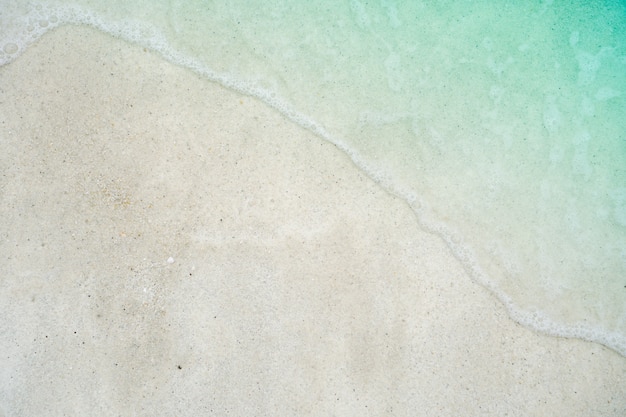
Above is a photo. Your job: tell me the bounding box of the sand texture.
[1,26,625,416]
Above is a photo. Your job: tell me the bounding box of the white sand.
[1,25,624,416]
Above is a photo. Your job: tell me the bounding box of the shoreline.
[1,24,624,416]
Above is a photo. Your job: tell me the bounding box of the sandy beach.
[1,25,624,416]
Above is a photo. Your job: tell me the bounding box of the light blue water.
[1,0,625,356]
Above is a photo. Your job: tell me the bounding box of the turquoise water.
[1,0,625,356]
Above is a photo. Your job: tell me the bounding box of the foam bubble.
[2,43,18,54]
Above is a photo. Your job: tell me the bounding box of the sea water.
[1,0,625,356]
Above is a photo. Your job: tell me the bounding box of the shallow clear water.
[1,0,625,356]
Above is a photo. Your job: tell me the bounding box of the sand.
[0,25,624,416]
